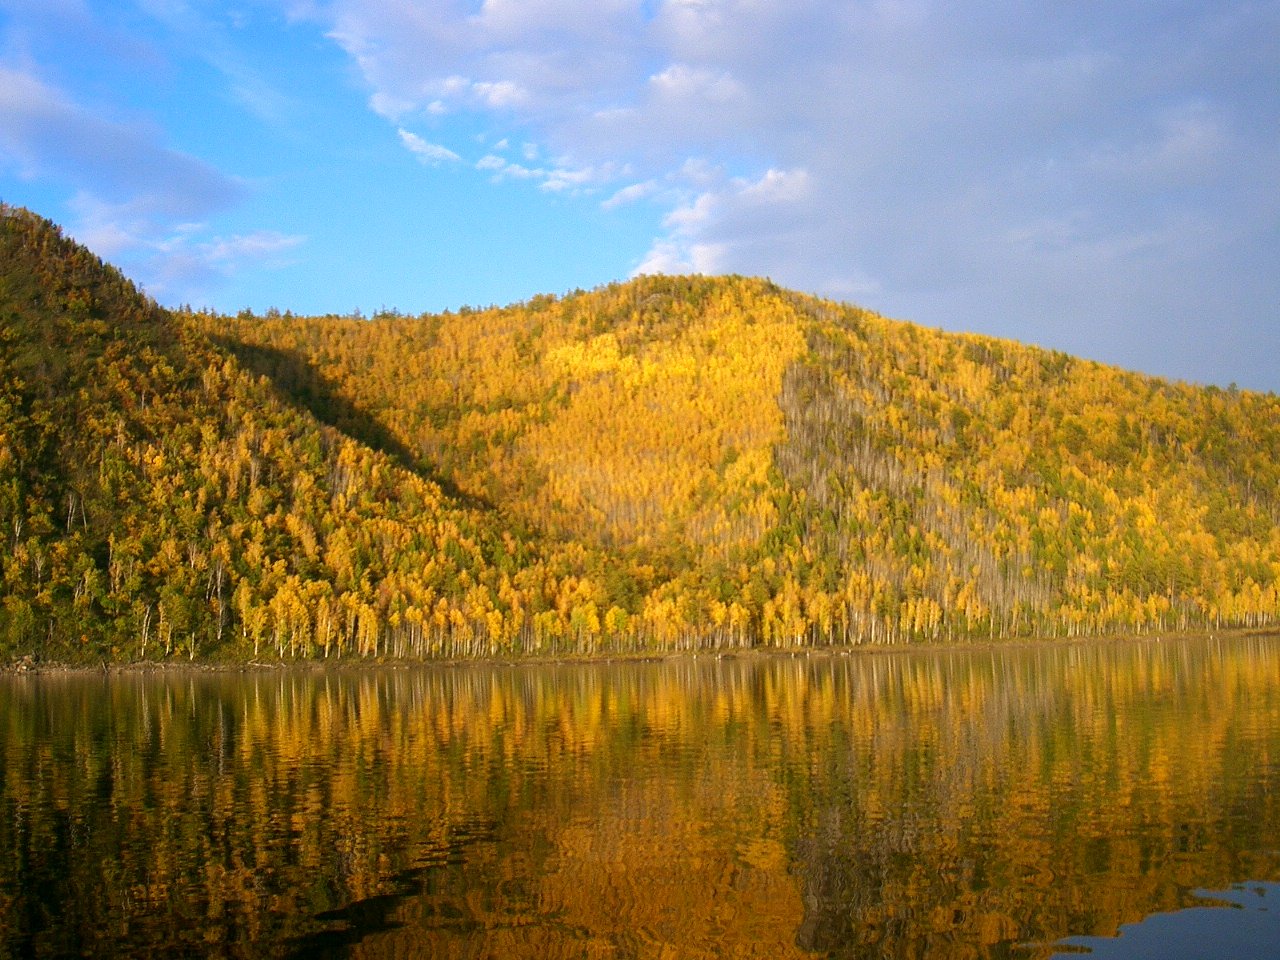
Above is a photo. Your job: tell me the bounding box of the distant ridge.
[3,206,1278,662]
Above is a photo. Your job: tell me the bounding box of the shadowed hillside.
[2,205,1278,662]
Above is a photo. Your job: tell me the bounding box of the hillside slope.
[207,273,1280,648]
[2,206,1278,662]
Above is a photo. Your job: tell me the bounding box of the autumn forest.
[2,205,1278,664]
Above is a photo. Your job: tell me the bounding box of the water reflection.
[0,636,1277,958]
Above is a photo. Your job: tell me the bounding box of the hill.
[2,206,1278,662]
[0,206,549,662]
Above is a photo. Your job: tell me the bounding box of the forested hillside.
[3,205,1278,662]
[0,206,552,662]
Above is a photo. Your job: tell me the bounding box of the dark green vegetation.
[2,205,1278,663]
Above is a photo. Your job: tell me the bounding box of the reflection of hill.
[0,637,1277,956]
[785,639,1280,957]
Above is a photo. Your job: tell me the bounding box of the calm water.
[1,636,1278,959]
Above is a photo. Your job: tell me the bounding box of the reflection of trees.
[786,638,1280,958]
[0,637,1277,957]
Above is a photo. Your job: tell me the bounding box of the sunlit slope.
[212,273,1280,649]
[213,278,804,560]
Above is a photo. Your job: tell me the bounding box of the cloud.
[647,63,742,103]
[397,129,461,165]
[601,179,658,210]
[632,239,692,276]
[0,64,245,217]
[64,191,305,299]
[471,79,529,109]
[0,60,304,303]
[313,0,650,123]
[144,228,306,298]
[635,167,812,276]
[475,151,603,194]
[369,90,415,120]
[201,230,306,265]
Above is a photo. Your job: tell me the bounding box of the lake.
[1,636,1278,958]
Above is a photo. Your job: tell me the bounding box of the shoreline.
[2,626,1274,678]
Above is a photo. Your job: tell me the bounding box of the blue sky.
[2,0,1278,392]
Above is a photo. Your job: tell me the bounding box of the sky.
[1,0,1278,392]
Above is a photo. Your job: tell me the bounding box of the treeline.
[1,205,1277,662]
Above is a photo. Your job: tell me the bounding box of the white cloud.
[202,231,306,265]
[633,239,693,276]
[636,166,813,277]
[647,64,742,103]
[397,128,461,165]
[474,151,601,195]
[602,179,658,210]
[471,79,529,109]
[308,0,652,127]
[371,90,415,120]
[470,0,637,41]
[738,167,810,205]
[63,191,305,299]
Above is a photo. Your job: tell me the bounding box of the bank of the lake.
[2,625,1273,676]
